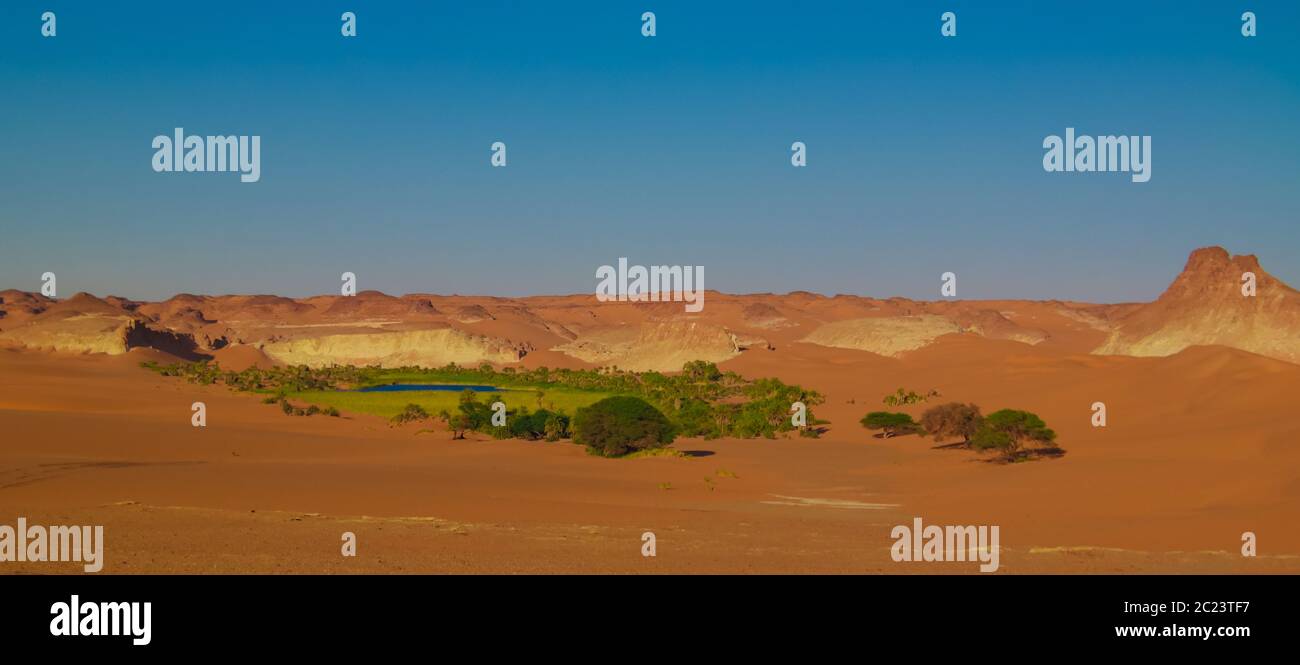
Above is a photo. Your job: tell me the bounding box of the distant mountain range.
[2,247,1296,370]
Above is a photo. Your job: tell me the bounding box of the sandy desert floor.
[1,343,1298,574]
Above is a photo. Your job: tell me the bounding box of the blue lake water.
[356,384,502,393]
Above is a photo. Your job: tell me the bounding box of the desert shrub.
[506,408,568,441]
[543,413,567,441]
[730,407,774,439]
[451,413,472,437]
[457,389,494,430]
[673,397,718,438]
[971,409,1057,460]
[882,387,940,407]
[508,411,535,439]
[920,402,983,445]
[391,403,430,425]
[573,396,676,457]
[324,406,341,417]
[280,398,294,415]
[682,360,723,382]
[741,378,818,433]
[859,411,921,438]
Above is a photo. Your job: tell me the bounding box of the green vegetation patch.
[141,359,825,452]
[290,386,604,422]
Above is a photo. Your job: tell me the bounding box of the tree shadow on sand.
[978,447,1067,464]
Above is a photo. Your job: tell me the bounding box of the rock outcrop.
[1094,247,1300,363]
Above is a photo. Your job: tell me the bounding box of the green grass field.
[287,385,612,420]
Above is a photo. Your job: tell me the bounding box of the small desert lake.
[356,384,502,393]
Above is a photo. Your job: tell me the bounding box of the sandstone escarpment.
[259,328,530,368]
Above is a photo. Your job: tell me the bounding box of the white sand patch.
[761,494,899,510]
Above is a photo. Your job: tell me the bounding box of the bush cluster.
[862,402,1060,462]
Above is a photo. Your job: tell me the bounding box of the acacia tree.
[391,403,430,425]
[971,409,1058,461]
[919,402,983,446]
[439,408,471,439]
[859,411,922,439]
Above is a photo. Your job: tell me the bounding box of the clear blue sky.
[1,1,1297,302]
